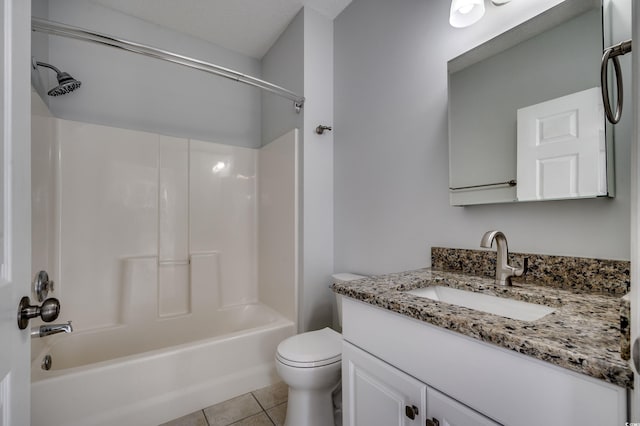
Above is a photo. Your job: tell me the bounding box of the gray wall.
[334,0,632,277]
[300,9,335,332]
[262,8,337,332]
[31,0,49,99]
[261,10,304,147]
[33,0,262,147]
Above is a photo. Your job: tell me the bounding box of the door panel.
[0,0,32,425]
[631,1,640,421]
[343,342,426,426]
[517,87,606,200]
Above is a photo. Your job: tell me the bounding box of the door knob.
[17,296,60,330]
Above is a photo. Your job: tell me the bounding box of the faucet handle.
[514,257,528,277]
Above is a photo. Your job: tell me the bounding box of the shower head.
[47,72,82,96]
[33,58,82,96]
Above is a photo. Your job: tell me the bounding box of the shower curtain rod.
[31,17,306,112]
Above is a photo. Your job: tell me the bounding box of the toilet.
[275,273,365,426]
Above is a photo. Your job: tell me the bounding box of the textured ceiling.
[91,0,352,59]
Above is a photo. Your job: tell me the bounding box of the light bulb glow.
[457,4,474,14]
[212,161,226,173]
[449,0,485,28]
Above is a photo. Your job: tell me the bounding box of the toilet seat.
[276,327,342,368]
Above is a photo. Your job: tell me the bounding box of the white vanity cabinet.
[343,341,500,426]
[341,297,628,426]
[343,341,426,425]
[426,387,500,426]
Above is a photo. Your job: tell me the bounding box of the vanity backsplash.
[431,247,630,296]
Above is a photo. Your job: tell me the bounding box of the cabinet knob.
[405,405,419,420]
[426,418,440,426]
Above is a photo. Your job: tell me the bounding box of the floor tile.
[229,412,274,426]
[266,402,287,426]
[159,410,208,426]
[252,381,288,410]
[204,393,262,426]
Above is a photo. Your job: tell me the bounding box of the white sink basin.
[406,286,555,321]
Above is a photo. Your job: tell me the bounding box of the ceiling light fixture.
[449,0,513,28]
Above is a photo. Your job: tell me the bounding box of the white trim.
[630,0,640,420]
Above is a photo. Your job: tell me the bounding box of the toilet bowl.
[276,327,342,426]
[276,273,365,426]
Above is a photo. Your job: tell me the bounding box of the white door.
[0,0,32,425]
[517,87,606,201]
[342,342,427,426]
[632,1,640,421]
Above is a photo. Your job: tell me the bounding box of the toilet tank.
[332,273,366,327]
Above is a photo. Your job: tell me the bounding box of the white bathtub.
[31,303,295,426]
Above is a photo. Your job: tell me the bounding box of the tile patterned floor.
[160,382,288,426]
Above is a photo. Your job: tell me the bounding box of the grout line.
[227,412,273,426]
[264,408,277,426]
[250,392,266,411]
[249,393,276,426]
[201,409,210,426]
[217,393,268,426]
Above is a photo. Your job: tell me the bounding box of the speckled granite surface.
[432,247,630,295]
[621,294,631,360]
[332,268,633,389]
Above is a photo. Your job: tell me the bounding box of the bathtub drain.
[41,354,52,371]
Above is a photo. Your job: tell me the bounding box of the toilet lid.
[277,327,342,368]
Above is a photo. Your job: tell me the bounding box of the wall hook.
[316,125,332,135]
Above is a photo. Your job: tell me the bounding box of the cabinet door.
[426,387,501,426]
[343,341,426,426]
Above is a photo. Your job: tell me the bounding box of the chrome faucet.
[31,321,73,338]
[480,231,526,286]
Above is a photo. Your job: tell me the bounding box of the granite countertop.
[332,268,633,389]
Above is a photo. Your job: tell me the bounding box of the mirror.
[448,0,613,206]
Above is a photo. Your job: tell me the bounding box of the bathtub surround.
[258,132,300,322]
[40,119,298,331]
[55,120,271,329]
[31,91,299,424]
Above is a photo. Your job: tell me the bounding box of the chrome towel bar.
[449,180,517,191]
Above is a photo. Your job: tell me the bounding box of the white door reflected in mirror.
[517,87,609,201]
